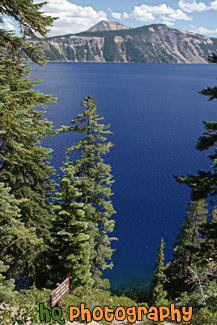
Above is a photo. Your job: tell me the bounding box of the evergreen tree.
[0,0,55,63]
[173,200,208,274]
[165,200,208,298]
[49,161,93,290]
[150,238,168,305]
[0,261,16,303]
[0,49,56,287]
[199,207,217,262]
[0,1,56,287]
[61,96,116,287]
[0,182,41,288]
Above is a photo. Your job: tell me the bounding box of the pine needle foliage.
[199,207,217,262]
[150,238,168,306]
[0,0,56,64]
[0,53,56,288]
[173,200,208,273]
[0,1,56,288]
[61,96,116,287]
[165,200,208,298]
[151,238,166,288]
[0,183,40,291]
[0,53,56,236]
[49,161,93,291]
[0,261,16,303]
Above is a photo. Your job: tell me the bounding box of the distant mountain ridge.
[86,20,130,32]
[35,23,217,63]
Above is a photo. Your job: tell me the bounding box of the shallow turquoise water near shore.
[31,63,217,288]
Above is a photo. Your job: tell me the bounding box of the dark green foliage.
[49,161,93,290]
[0,54,56,287]
[92,44,101,57]
[165,200,208,298]
[96,44,101,57]
[177,279,217,324]
[125,38,145,62]
[152,238,166,287]
[208,53,217,63]
[199,207,217,261]
[150,238,168,306]
[103,35,123,62]
[0,0,118,303]
[86,47,94,61]
[0,286,136,324]
[173,200,207,271]
[61,96,116,287]
[0,1,56,288]
[0,182,41,289]
[171,251,217,323]
[84,42,89,50]
[76,45,85,61]
[0,261,16,303]
[44,43,64,61]
[66,46,75,61]
[0,0,55,64]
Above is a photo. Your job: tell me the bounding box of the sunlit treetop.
[0,0,57,64]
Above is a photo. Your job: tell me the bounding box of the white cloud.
[161,20,175,26]
[179,0,217,12]
[160,16,175,26]
[34,0,107,36]
[123,12,130,19]
[110,11,122,20]
[130,6,155,22]
[169,9,192,20]
[121,4,192,23]
[132,4,174,17]
[210,0,217,10]
[1,17,17,31]
[178,0,209,13]
[190,25,217,34]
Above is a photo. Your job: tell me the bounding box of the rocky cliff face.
[36,24,217,63]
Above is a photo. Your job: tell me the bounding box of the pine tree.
[49,161,93,290]
[199,207,217,261]
[61,96,116,287]
[0,261,16,303]
[164,201,208,298]
[150,238,168,306]
[0,50,56,287]
[173,200,208,274]
[0,0,55,64]
[0,1,56,287]
[0,183,40,291]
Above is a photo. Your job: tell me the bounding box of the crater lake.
[31,62,217,289]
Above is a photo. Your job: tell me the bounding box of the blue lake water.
[31,63,217,289]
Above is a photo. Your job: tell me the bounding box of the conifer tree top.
[0,1,56,64]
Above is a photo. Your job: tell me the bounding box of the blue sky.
[2,0,217,37]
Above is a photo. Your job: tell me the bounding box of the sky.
[2,0,217,37]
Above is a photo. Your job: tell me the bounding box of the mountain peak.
[86,20,130,32]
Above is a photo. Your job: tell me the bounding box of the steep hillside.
[36,24,217,63]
